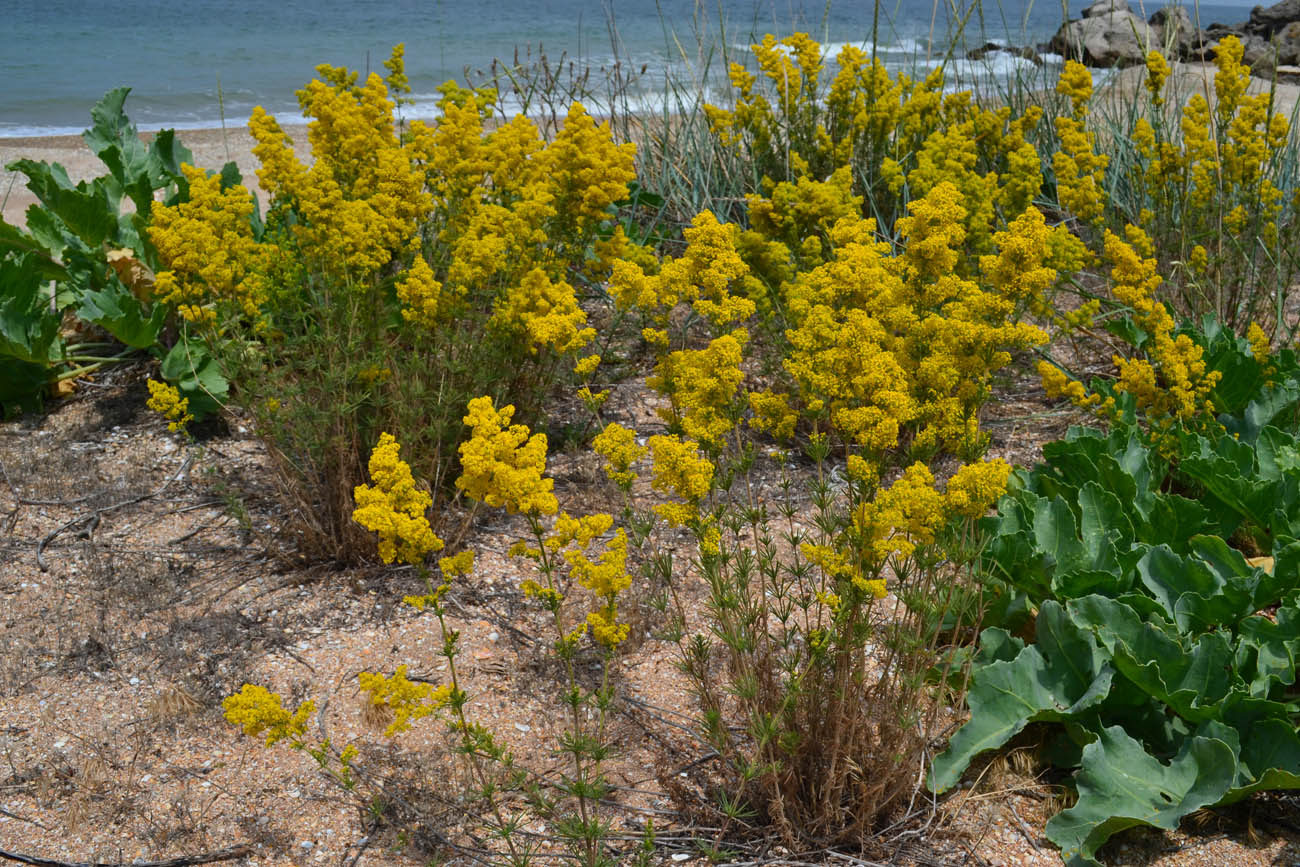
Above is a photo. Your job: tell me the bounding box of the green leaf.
[75,277,166,349]
[7,159,118,248]
[1045,725,1236,866]
[1137,543,1252,631]
[1070,595,1235,721]
[928,602,1113,793]
[1234,610,1300,697]
[1033,495,1088,573]
[160,335,227,419]
[1222,380,1300,443]
[0,252,63,364]
[1079,481,1130,561]
[1144,493,1210,549]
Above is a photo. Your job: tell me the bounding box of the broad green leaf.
[1033,495,1088,573]
[1254,426,1297,483]
[1051,569,1130,600]
[1234,612,1300,697]
[1144,492,1211,549]
[160,336,228,419]
[75,277,166,349]
[7,159,118,248]
[1079,481,1129,562]
[1045,725,1236,866]
[0,252,63,364]
[1069,595,1235,721]
[929,602,1113,792]
[1221,380,1300,443]
[1216,717,1300,802]
[1137,543,1252,631]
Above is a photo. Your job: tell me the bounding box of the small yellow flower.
[456,396,557,516]
[146,380,193,434]
[222,684,314,747]
[353,433,444,565]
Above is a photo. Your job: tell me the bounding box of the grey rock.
[967,41,1044,65]
[1247,0,1300,37]
[1276,20,1300,65]
[1149,7,1199,57]
[1049,9,1155,67]
[1083,0,1133,17]
[1270,64,1300,83]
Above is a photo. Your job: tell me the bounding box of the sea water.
[0,0,1262,137]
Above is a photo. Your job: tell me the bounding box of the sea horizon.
[1,0,1263,138]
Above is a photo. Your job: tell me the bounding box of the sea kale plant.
[935,232,1300,862]
[1,89,219,416]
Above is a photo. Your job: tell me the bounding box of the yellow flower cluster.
[250,57,431,279]
[1125,36,1294,328]
[775,183,1048,455]
[610,211,756,331]
[801,542,887,600]
[404,99,633,358]
[1039,227,1223,433]
[456,396,557,516]
[146,379,193,434]
[852,463,946,563]
[851,459,1010,566]
[395,256,443,327]
[358,665,451,737]
[491,268,596,355]
[222,684,315,748]
[704,35,951,197]
[591,422,646,489]
[568,528,632,647]
[648,329,748,447]
[747,389,798,440]
[149,164,269,324]
[353,433,444,565]
[647,434,715,526]
[1052,61,1108,226]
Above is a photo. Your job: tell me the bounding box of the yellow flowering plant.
[588,397,1011,846]
[1060,38,1300,335]
[704,34,1054,242]
[453,395,636,865]
[144,46,640,563]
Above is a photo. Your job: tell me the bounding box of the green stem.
[423,564,529,866]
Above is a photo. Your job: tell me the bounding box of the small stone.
[514,723,531,732]
[487,631,499,642]
[671,854,690,862]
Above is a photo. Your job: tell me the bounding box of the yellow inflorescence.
[222,684,315,748]
[149,165,269,324]
[353,433,444,565]
[146,380,193,434]
[592,422,647,489]
[1052,62,1108,226]
[358,665,452,737]
[396,255,443,327]
[649,329,748,447]
[456,396,557,516]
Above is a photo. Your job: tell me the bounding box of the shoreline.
[5,60,1300,231]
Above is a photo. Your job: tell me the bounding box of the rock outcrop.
[1048,0,1154,67]
[1047,0,1299,72]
